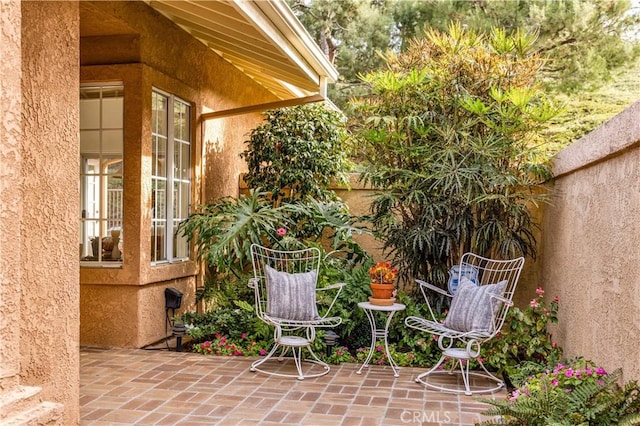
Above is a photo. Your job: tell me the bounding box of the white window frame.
[151,88,191,264]
[79,82,124,268]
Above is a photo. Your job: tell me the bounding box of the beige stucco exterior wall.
[1,0,23,391]
[3,1,80,423]
[79,1,275,348]
[542,101,640,382]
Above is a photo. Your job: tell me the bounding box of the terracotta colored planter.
[370,282,395,299]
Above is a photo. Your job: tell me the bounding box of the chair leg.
[250,342,282,372]
[415,353,504,395]
[250,337,331,379]
[415,354,447,382]
[292,346,304,380]
[459,359,472,396]
[477,359,504,386]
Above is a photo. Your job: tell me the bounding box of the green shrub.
[241,103,352,205]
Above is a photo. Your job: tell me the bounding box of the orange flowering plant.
[368,262,398,284]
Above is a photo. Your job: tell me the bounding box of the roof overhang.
[144,0,338,102]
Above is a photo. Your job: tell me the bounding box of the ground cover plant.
[480,361,640,425]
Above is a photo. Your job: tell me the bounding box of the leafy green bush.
[241,103,352,205]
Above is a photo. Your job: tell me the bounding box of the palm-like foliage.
[177,189,288,276]
[350,23,560,287]
[178,190,370,278]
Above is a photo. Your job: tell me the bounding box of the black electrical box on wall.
[164,287,183,310]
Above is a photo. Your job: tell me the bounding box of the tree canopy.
[289,0,640,144]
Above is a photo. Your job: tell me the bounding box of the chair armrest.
[317,282,345,319]
[490,294,513,306]
[317,282,346,291]
[416,279,451,298]
[415,279,452,323]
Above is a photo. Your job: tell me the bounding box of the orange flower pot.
[370,282,395,300]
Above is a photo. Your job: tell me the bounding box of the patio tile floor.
[80,347,505,425]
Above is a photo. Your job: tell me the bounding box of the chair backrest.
[250,244,321,321]
[457,252,525,334]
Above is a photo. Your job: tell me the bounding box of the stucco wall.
[542,101,640,382]
[79,1,275,348]
[0,0,22,388]
[20,0,80,423]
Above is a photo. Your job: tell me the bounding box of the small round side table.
[356,301,406,377]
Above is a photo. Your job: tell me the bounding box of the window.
[151,90,191,263]
[79,84,124,265]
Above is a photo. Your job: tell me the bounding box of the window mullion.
[166,96,175,261]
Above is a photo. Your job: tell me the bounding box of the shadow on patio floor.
[80,347,504,425]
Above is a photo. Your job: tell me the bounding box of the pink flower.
[536,287,545,296]
[552,342,558,348]
[203,341,211,348]
[375,345,383,352]
[508,389,520,401]
[553,295,559,303]
[530,299,539,308]
[565,369,574,377]
[551,379,558,386]
[241,333,246,339]
[259,349,267,356]
[596,367,607,375]
[276,228,287,236]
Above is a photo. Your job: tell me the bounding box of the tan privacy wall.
[542,101,640,382]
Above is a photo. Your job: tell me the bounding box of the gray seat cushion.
[265,264,320,321]
[444,277,507,332]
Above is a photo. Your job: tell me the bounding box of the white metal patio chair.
[248,244,344,380]
[405,253,525,395]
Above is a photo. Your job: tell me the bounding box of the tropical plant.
[349,23,560,289]
[177,189,368,295]
[480,365,640,425]
[177,189,287,277]
[240,103,352,205]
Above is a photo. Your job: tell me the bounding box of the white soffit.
[144,0,338,100]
